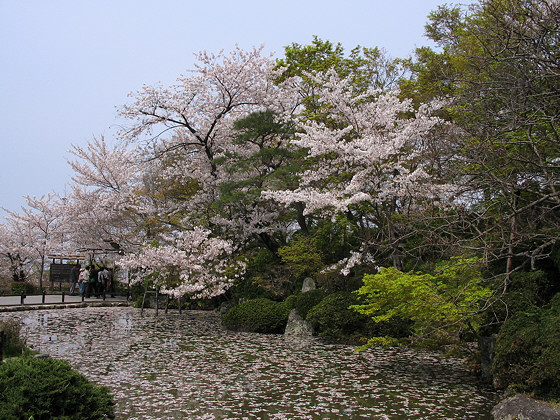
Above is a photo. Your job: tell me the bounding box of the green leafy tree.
[492,293,560,399]
[276,36,404,121]
[404,0,560,288]
[278,234,324,279]
[352,258,492,348]
[213,110,307,251]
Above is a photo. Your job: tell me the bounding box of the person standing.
[89,265,99,298]
[81,265,91,298]
[98,267,108,297]
[107,267,114,298]
[69,263,80,296]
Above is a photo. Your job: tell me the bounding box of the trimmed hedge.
[293,289,326,319]
[0,356,115,420]
[10,282,35,296]
[306,291,411,343]
[493,293,560,399]
[306,291,373,341]
[222,298,291,334]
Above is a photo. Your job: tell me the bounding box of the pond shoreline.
[0,301,131,312]
[2,306,500,419]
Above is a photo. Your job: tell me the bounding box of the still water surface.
[2,307,498,419]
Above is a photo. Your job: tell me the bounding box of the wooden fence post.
[0,330,4,362]
[141,282,148,315]
[155,289,159,316]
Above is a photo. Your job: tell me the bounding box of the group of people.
[69,264,114,298]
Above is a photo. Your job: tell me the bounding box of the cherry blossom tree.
[1,194,65,288]
[112,47,304,296]
[65,136,143,259]
[120,46,279,172]
[118,46,301,228]
[52,44,463,298]
[0,219,34,283]
[263,70,456,270]
[117,227,246,299]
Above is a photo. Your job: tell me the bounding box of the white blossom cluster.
[117,227,246,299]
[263,70,456,216]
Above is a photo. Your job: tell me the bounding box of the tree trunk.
[295,202,309,235]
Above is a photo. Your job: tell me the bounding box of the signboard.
[49,263,74,283]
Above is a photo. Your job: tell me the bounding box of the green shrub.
[129,281,148,302]
[283,294,297,310]
[10,282,35,296]
[222,298,291,334]
[353,260,491,347]
[0,356,115,419]
[133,295,150,308]
[248,248,279,273]
[293,289,326,319]
[306,292,373,342]
[493,293,560,399]
[306,291,411,344]
[278,235,324,278]
[0,319,30,358]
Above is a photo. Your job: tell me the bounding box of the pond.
[2,307,498,419]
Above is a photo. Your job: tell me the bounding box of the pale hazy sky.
[0,0,466,215]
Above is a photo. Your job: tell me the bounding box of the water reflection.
[1,307,498,419]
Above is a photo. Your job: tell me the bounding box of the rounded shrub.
[10,282,35,296]
[283,294,297,310]
[492,293,560,399]
[306,291,411,343]
[222,298,291,334]
[306,291,373,341]
[0,356,115,420]
[293,289,326,319]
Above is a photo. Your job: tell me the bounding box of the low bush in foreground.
[0,356,115,420]
[222,298,291,334]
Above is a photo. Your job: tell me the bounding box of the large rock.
[301,277,316,293]
[284,308,313,336]
[492,394,560,420]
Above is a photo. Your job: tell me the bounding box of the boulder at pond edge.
[492,394,560,420]
[284,308,313,337]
